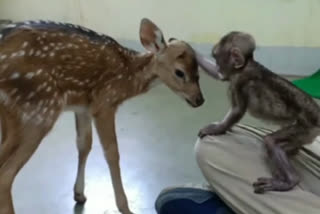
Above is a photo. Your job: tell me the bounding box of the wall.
[1,0,320,75]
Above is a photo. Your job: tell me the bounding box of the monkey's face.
[196,32,255,81]
[154,40,205,108]
[212,32,256,80]
[212,44,234,80]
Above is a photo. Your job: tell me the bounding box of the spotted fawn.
[0,18,204,214]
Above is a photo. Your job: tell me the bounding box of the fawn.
[0,18,204,214]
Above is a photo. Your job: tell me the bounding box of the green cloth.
[292,69,320,99]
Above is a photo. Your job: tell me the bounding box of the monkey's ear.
[230,47,245,69]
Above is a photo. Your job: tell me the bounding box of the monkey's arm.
[195,52,225,80]
[220,105,246,130]
[198,86,248,138]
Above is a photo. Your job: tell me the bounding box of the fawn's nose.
[195,94,205,106]
[186,94,205,108]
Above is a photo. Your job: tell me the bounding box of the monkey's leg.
[253,135,300,193]
[277,142,301,156]
[278,126,320,156]
[261,126,297,180]
[265,125,306,156]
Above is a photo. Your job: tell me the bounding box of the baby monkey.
[196,31,320,193]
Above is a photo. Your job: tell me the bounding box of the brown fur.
[0,19,204,214]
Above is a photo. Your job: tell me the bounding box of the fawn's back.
[0,21,155,124]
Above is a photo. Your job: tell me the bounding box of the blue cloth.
[155,187,235,214]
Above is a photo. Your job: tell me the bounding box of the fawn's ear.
[140,18,167,53]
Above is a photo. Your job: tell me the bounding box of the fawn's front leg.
[93,109,133,214]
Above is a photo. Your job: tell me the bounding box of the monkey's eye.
[175,69,185,79]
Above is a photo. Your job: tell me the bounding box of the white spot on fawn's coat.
[35,50,41,56]
[9,88,18,96]
[0,90,9,104]
[11,52,18,58]
[0,54,7,60]
[36,69,43,75]
[27,92,35,99]
[22,42,29,48]
[10,72,20,79]
[17,50,25,57]
[25,72,35,79]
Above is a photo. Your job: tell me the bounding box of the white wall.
[1,0,320,47]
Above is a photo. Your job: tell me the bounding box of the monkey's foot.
[253,177,298,194]
[198,123,227,138]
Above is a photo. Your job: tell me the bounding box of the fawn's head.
[139,18,204,108]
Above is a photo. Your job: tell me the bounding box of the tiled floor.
[12,75,310,214]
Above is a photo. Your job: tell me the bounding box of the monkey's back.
[243,62,320,126]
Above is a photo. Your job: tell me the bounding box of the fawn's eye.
[175,69,185,79]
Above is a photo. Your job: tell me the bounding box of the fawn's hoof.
[119,207,134,214]
[121,210,134,214]
[74,193,87,204]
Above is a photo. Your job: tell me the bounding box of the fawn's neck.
[87,50,160,111]
[129,52,159,92]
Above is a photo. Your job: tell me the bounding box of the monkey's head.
[195,31,256,81]
[212,31,256,80]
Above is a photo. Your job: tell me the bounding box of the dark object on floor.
[155,187,235,214]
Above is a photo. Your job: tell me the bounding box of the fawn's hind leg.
[0,113,17,169]
[73,112,92,204]
[0,113,58,214]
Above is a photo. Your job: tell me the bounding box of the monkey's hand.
[198,123,227,138]
[253,177,299,194]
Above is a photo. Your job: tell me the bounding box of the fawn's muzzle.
[185,93,205,108]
